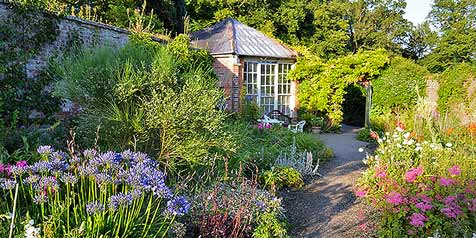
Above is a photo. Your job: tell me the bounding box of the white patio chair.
[288,120,306,133]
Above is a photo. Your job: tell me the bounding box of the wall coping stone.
[0,0,167,43]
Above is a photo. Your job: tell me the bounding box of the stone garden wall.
[0,1,130,79]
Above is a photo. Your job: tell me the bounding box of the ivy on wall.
[0,2,62,152]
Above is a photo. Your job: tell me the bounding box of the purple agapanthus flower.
[37,145,53,155]
[38,176,59,191]
[10,165,30,176]
[60,173,78,185]
[86,201,105,215]
[108,193,133,211]
[166,196,190,216]
[0,178,17,190]
[33,193,48,204]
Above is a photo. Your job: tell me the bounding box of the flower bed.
[0,146,188,237]
[357,126,476,237]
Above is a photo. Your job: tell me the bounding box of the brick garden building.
[190,18,299,118]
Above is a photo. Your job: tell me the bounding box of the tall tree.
[423,0,476,72]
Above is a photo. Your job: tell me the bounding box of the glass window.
[243,61,293,115]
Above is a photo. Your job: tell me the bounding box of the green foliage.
[240,100,261,124]
[186,0,412,58]
[372,57,429,114]
[422,0,476,72]
[225,122,325,173]
[437,63,476,114]
[0,3,63,153]
[252,211,289,238]
[261,166,304,192]
[52,35,229,170]
[289,49,389,125]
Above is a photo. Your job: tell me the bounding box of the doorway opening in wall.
[342,84,366,127]
[243,61,293,116]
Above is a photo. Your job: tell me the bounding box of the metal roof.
[190,18,298,59]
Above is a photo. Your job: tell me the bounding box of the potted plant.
[310,117,324,134]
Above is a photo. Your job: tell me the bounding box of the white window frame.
[243,60,293,115]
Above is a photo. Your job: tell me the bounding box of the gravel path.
[283,125,373,238]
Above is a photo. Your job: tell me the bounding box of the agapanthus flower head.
[70,156,81,165]
[33,193,48,204]
[86,201,105,215]
[78,164,99,176]
[82,149,97,159]
[38,176,59,191]
[256,200,266,211]
[37,145,53,156]
[10,165,30,176]
[24,175,40,186]
[108,193,133,211]
[32,159,68,174]
[166,196,190,216]
[94,173,112,186]
[0,178,17,190]
[60,173,78,185]
[50,151,66,161]
[409,213,428,228]
[405,166,423,183]
[448,165,461,176]
[152,182,172,199]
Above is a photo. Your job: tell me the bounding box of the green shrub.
[241,100,261,124]
[261,166,304,192]
[225,122,326,173]
[52,34,230,171]
[372,57,429,114]
[437,63,476,114]
[253,211,289,238]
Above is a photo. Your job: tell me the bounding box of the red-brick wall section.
[212,55,242,112]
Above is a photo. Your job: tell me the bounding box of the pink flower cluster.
[405,166,423,183]
[448,165,461,176]
[359,163,476,234]
[0,160,28,177]
[441,195,463,219]
[386,192,404,205]
[257,123,272,130]
[409,213,428,227]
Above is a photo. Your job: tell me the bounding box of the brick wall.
[0,2,132,79]
[213,55,242,112]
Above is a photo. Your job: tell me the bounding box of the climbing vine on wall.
[288,49,389,126]
[0,2,62,151]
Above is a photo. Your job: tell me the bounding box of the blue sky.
[404,0,433,25]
